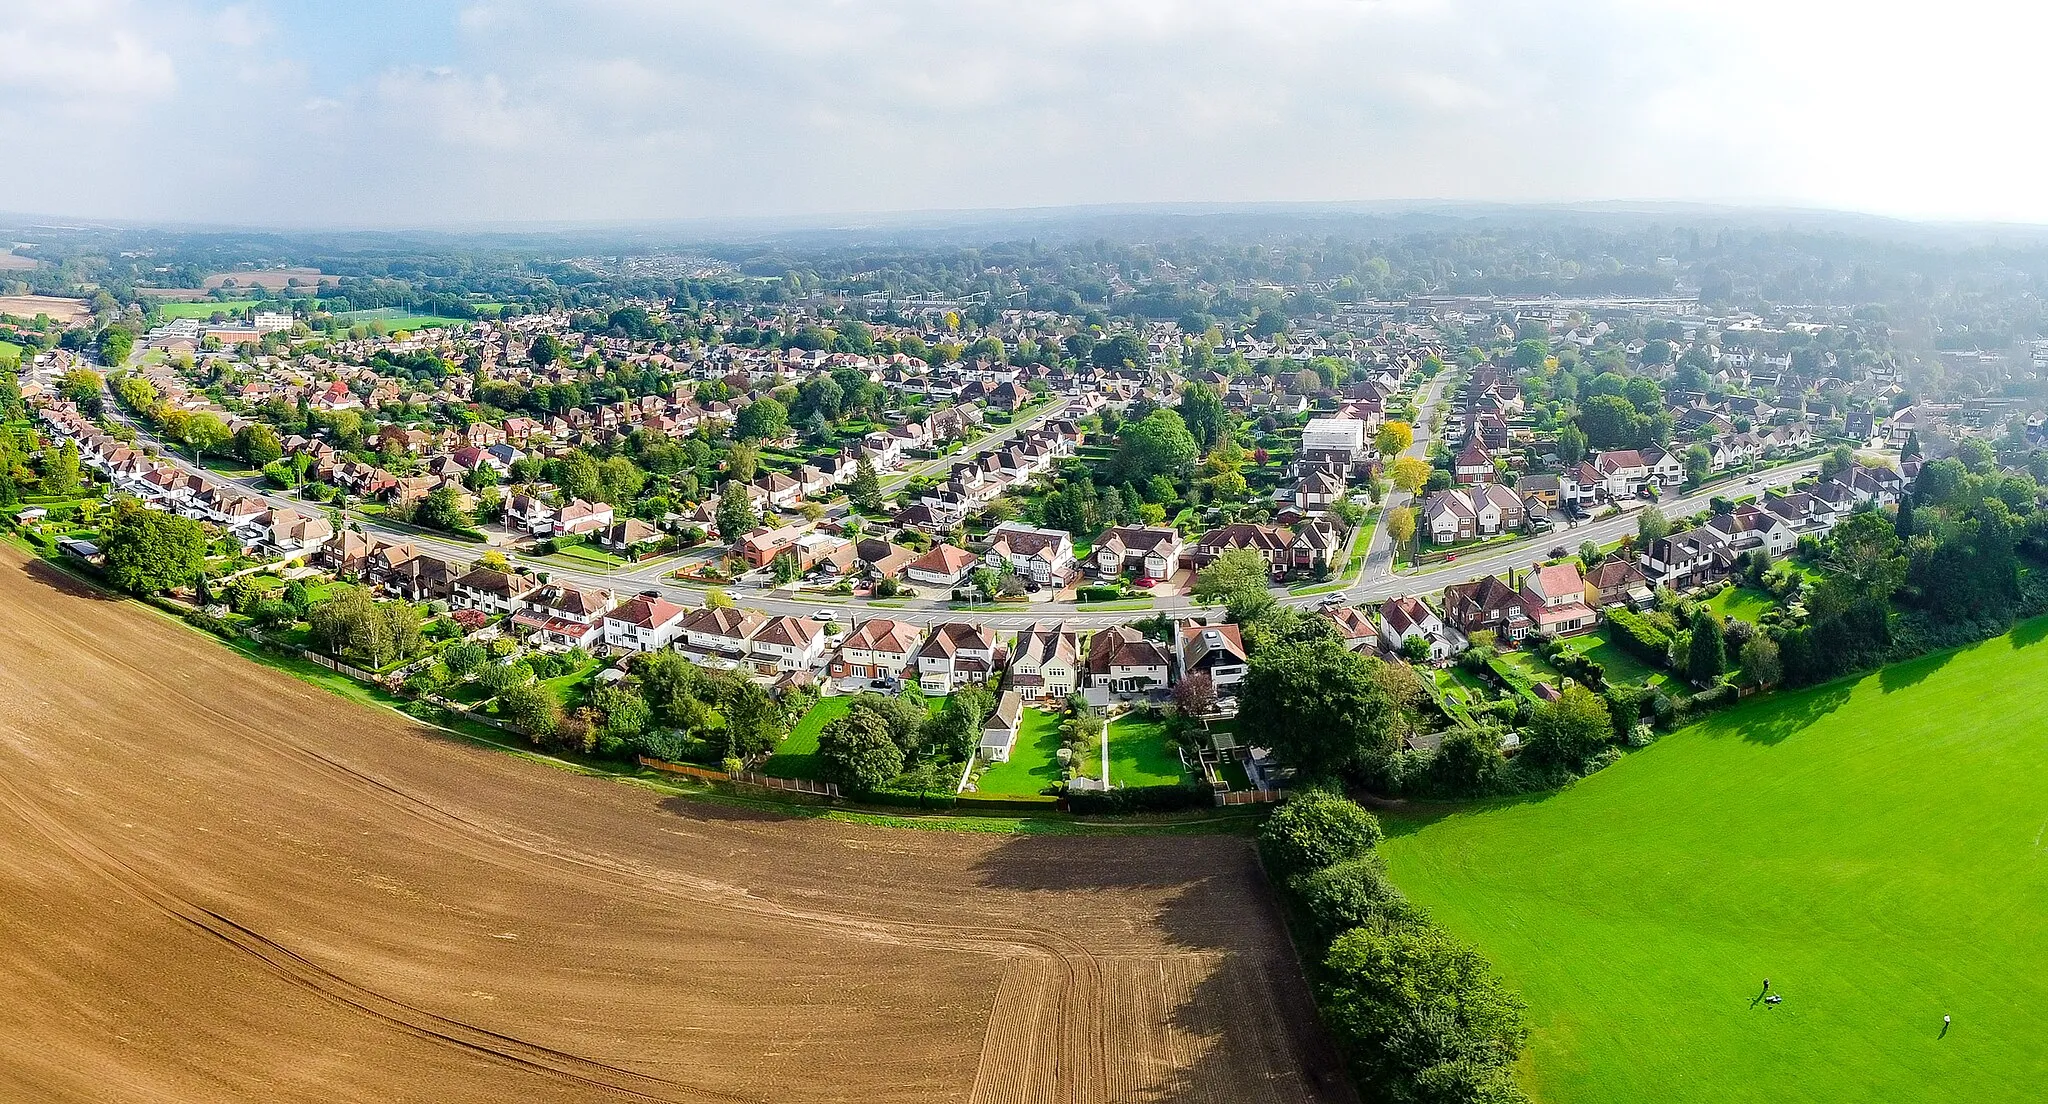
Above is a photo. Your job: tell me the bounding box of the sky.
[3,0,2045,229]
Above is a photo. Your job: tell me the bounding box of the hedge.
[1061,783,1209,815]
[1605,608,1672,665]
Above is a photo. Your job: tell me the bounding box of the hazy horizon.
[6,2,2045,229]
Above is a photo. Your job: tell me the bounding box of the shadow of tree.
[17,554,125,602]
[2010,615,2048,649]
[1877,647,1960,694]
[1706,682,1855,746]
[969,834,1359,1103]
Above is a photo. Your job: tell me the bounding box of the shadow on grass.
[2010,615,2048,649]
[1706,681,1855,745]
[1876,646,1958,694]
[1373,789,1564,840]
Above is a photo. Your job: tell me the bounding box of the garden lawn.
[1709,585,1777,624]
[1107,716,1191,787]
[974,708,1064,797]
[1379,618,2048,1104]
[759,695,852,781]
[1562,628,1670,688]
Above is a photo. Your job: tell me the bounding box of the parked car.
[1135,576,1157,588]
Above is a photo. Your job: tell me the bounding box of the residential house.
[984,522,1077,586]
[451,565,540,614]
[601,595,689,653]
[828,618,922,682]
[553,498,614,538]
[978,691,1025,762]
[595,518,663,554]
[1584,556,1654,610]
[1084,626,1171,694]
[678,606,764,659]
[1378,596,1450,660]
[916,622,1005,694]
[1092,525,1184,580]
[1453,439,1495,484]
[1442,574,1533,641]
[1175,622,1249,695]
[1323,605,1382,653]
[1007,621,1080,701]
[1520,562,1597,637]
[513,583,617,649]
[905,543,979,589]
[749,615,827,672]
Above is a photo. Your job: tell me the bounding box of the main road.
[101,379,1818,633]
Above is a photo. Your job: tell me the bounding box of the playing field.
[157,299,263,319]
[1380,618,2048,1104]
[0,547,1351,1103]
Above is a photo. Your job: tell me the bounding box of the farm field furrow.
[0,549,1350,1104]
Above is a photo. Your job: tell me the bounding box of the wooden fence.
[1216,789,1286,807]
[636,757,841,798]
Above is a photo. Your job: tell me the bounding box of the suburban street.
[103,378,1825,632]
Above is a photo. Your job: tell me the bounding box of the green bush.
[1258,789,1384,878]
[1605,608,1672,665]
[1291,855,1429,945]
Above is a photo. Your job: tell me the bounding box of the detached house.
[1519,562,1597,637]
[601,595,689,653]
[451,565,540,614]
[749,615,827,672]
[829,618,922,683]
[1084,626,1171,695]
[553,499,615,538]
[916,622,1005,694]
[1007,621,1080,702]
[513,583,617,649]
[984,522,1077,586]
[906,543,979,589]
[678,606,764,660]
[1175,622,1249,695]
[1378,596,1450,660]
[1092,525,1184,580]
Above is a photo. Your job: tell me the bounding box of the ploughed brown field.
[0,548,1350,1104]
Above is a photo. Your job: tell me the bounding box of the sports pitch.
[1381,618,2048,1104]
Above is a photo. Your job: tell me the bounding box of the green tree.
[1240,638,1399,781]
[818,705,904,791]
[1522,684,1613,773]
[718,681,786,761]
[1322,925,1528,1104]
[500,680,562,741]
[1112,408,1198,484]
[1688,609,1727,685]
[1177,382,1227,451]
[101,502,207,595]
[849,456,883,512]
[1683,443,1711,487]
[234,424,283,467]
[1740,635,1781,688]
[418,484,473,531]
[1637,505,1669,543]
[735,397,789,441]
[1194,546,1272,603]
[1258,790,1384,877]
[715,487,761,543]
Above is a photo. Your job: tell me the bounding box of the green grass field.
[1381,618,2048,1104]
[1709,585,1777,623]
[157,299,262,319]
[974,708,1064,796]
[760,695,853,780]
[1107,715,1191,787]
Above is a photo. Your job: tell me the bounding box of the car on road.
[1319,595,1346,610]
[814,609,838,623]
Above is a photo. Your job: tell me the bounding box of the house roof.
[1526,562,1585,602]
[908,543,977,576]
[605,594,686,629]
[841,617,921,655]
[1086,626,1168,673]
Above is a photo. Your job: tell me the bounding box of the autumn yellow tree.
[1387,506,1417,552]
[1374,421,1413,457]
[1390,456,1433,495]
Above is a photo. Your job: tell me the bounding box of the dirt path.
[0,548,1351,1104]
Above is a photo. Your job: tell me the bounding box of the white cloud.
[2,0,2046,226]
